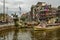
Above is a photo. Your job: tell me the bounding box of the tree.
[58,6,60,9]
[20,13,28,21]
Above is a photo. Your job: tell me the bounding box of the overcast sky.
[0,0,60,15]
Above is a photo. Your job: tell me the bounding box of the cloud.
[0,0,60,15]
[0,0,25,14]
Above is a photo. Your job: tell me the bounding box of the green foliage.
[0,13,8,20]
[58,6,60,9]
[20,16,27,21]
[20,14,27,21]
[13,14,19,27]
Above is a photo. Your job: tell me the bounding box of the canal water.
[0,28,60,40]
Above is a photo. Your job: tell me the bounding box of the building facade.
[30,2,57,22]
[0,13,13,23]
[56,7,60,23]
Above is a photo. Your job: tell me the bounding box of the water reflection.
[0,31,14,40]
[0,28,32,40]
[34,29,60,40]
[0,28,60,40]
[13,28,19,40]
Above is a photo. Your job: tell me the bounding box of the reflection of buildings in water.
[0,29,32,40]
[0,28,60,40]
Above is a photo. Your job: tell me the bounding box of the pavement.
[0,23,14,27]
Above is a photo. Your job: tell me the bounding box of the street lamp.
[19,6,21,14]
[3,0,6,22]
[19,6,21,22]
[3,0,5,14]
[6,7,8,14]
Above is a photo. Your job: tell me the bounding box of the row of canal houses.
[30,2,60,23]
[0,13,13,23]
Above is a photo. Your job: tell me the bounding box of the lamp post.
[3,0,6,22]
[19,6,21,22]
[6,7,8,14]
[3,0,5,14]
